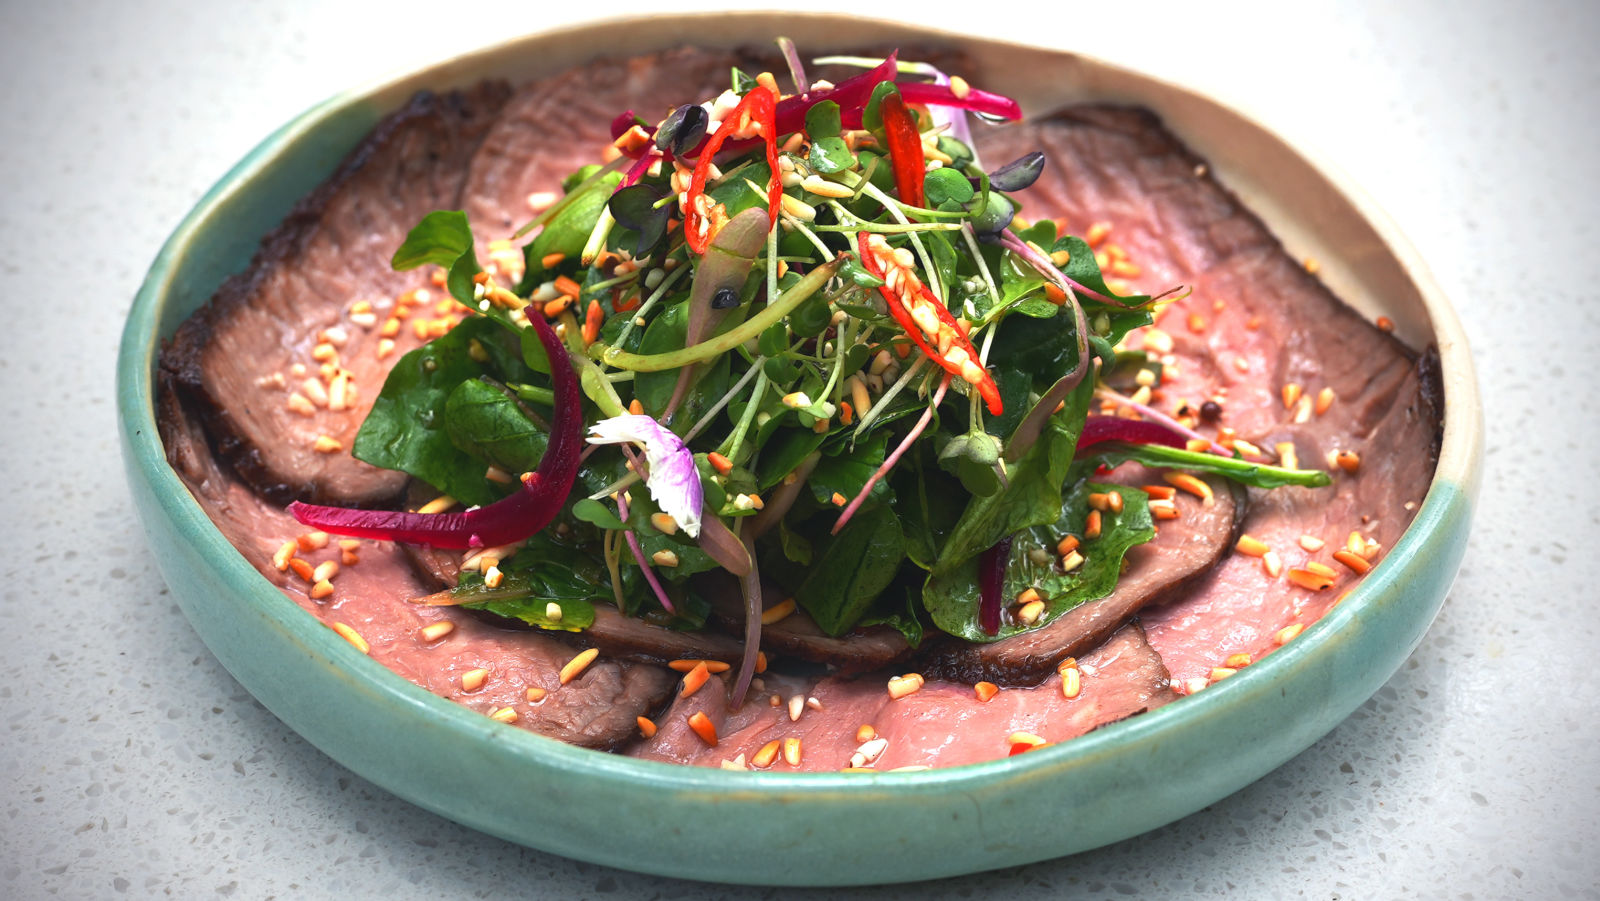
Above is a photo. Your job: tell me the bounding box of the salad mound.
[282,44,1331,710]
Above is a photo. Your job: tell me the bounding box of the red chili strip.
[683,87,780,255]
[878,90,925,209]
[287,313,582,549]
[857,232,1002,415]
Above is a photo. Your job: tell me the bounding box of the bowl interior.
[117,13,1479,885]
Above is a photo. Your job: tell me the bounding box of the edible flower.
[587,414,704,538]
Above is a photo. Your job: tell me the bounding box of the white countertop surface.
[4,0,1598,897]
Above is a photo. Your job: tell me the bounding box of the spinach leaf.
[794,503,906,636]
[1086,442,1334,489]
[517,167,624,291]
[923,481,1155,642]
[352,317,532,507]
[808,430,891,509]
[443,378,547,477]
[390,210,488,321]
[931,379,1092,575]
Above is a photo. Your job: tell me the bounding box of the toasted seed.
[1287,568,1335,591]
[887,673,924,700]
[419,621,455,642]
[1061,666,1082,699]
[1299,535,1327,552]
[1333,549,1373,574]
[331,622,368,654]
[1263,550,1283,577]
[1017,600,1046,624]
[1209,666,1238,681]
[309,579,334,600]
[667,659,732,674]
[1055,535,1080,556]
[272,541,297,571]
[559,648,600,684]
[488,706,518,724]
[1275,623,1306,645]
[687,711,718,746]
[1282,383,1303,409]
[1060,549,1085,572]
[1315,387,1336,415]
[1085,510,1102,539]
[1225,653,1253,668]
[783,737,802,766]
[636,716,657,738]
[288,558,315,582]
[461,668,489,692]
[649,512,679,535]
[761,598,797,625]
[1163,472,1214,505]
[752,740,782,768]
[856,724,878,743]
[680,662,711,698]
[974,681,999,702]
[788,694,805,722]
[1235,534,1270,557]
[312,560,339,583]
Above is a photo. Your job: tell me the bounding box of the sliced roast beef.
[630,623,1176,771]
[703,575,913,674]
[401,538,748,666]
[158,382,673,749]
[463,46,783,243]
[976,106,1442,684]
[925,471,1243,686]
[162,83,512,506]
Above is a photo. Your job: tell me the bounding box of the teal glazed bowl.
[118,14,1481,885]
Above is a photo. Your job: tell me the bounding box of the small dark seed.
[1200,400,1223,422]
[711,287,740,309]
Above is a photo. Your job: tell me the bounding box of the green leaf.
[466,594,596,632]
[809,430,891,509]
[923,481,1155,642]
[443,378,548,477]
[808,137,855,174]
[923,168,974,208]
[517,168,624,290]
[352,317,533,507]
[571,498,626,531]
[805,100,842,139]
[794,504,906,636]
[932,379,1092,574]
[392,210,474,271]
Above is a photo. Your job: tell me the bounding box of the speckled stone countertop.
[3,0,1597,897]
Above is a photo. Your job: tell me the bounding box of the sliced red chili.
[287,312,582,549]
[857,232,1003,415]
[683,87,780,255]
[879,90,926,209]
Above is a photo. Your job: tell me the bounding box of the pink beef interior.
[157,48,1440,770]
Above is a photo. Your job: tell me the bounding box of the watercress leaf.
[794,503,905,636]
[923,167,975,207]
[808,137,855,174]
[808,430,891,508]
[861,81,899,134]
[923,481,1155,642]
[805,99,842,139]
[756,427,828,490]
[571,498,627,531]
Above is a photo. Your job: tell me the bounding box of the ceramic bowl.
[117,13,1481,886]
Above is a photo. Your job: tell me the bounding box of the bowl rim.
[117,8,1482,839]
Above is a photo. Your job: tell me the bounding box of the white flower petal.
[587,414,704,537]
